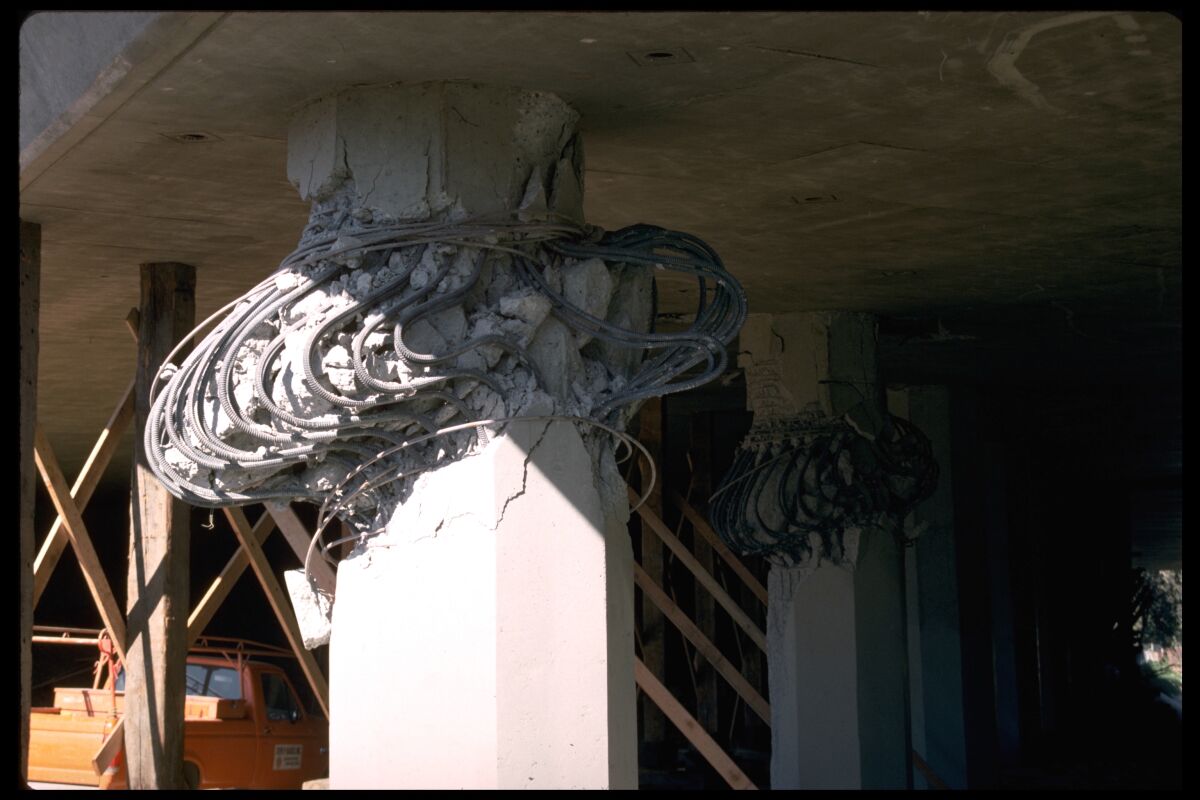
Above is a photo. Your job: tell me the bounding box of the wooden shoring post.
[634,562,771,725]
[33,378,135,606]
[637,397,667,746]
[33,425,128,664]
[634,658,757,790]
[264,501,337,597]
[186,509,278,645]
[670,489,768,606]
[629,486,768,653]
[223,506,331,718]
[20,219,41,787]
[126,262,195,789]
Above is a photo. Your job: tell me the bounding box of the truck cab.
[28,632,328,789]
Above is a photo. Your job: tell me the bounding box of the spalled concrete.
[142,81,653,530]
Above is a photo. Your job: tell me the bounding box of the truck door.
[253,669,327,788]
[181,662,256,788]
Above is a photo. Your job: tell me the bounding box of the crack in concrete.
[495,421,551,529]
[771,326,786,354]
[450,105,479,128]
[363,166,380,208]
[748,44,882,69]
[339,133,351,185]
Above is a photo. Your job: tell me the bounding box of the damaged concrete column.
[286,83,639,789]
[738,311,910,789]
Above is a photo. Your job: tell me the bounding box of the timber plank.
[33,379,135,606]
[670,489,769,607]
[629,486,767,653]
[634,658,757,790]
[634,562,771,725]
[264,501,337,598]
[91,717,124,777]
[33,425,127,663]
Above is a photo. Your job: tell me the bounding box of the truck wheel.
[183,762,201,790]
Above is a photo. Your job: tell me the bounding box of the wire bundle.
[144,209,746,532]
[709,412,938,568]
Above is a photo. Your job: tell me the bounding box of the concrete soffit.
[19,11,228,190]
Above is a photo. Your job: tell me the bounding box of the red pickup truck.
[27,630,328,789]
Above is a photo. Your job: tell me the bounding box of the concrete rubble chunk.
[284,569,333,650]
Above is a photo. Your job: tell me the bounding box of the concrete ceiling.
[20,11,1182,479]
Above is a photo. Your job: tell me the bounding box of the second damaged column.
[711,312,938,789]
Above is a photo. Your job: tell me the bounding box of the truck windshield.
[114,664,242,700]
[186,664,242,699]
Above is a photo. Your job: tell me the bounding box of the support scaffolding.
[29,303,334,784]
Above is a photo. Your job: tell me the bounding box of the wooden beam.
[629,486,767,653]
[33,425,127,663]
[264,501,337,598]
[186,509,277,645]
[670,489,768,607]
[634,562,771,725]
[671,487,771,737]
[20,219,41,788]
[912,750,950,790]
[634,657,757,790]
[125,262,195,789]
[125,307,141,340]
[91,717,124,777]
[33,379,135,606]
[224,506,330,718]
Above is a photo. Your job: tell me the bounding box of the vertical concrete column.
[19,220,40,787]
[127,262,195,789]
[889,386,967,789]
[297,83,637,789]
[739,311,909,789]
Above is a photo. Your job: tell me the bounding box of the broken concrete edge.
[20,12,227,188]
[286,81,582,224]
[284,569,332,650]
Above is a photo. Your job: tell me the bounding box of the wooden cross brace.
[32,307,337,772]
